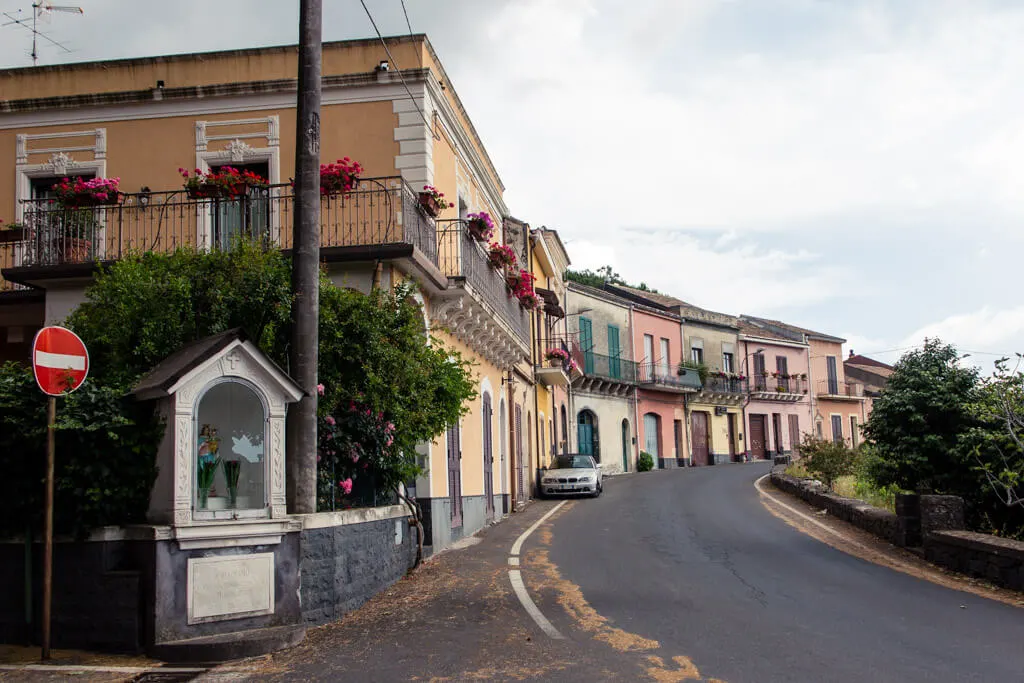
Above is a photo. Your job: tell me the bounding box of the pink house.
[629,306,701,469]
[737,319,813,459]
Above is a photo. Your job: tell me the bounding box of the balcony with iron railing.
[700,375,748,396]
[637,361,702,393]
[815,378,865,401]
[748,374,809,402]
[436,223,530,348]
[0,177,438,289]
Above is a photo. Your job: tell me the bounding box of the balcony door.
[753,353,767,390]
[659,338,670,377]
[29,174,100,265]
[210,161,270,250]
[607,324,621,379]
[643,334,654,381]
[826,356,839,395]
[579,316,595,374]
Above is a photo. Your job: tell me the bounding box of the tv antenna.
[1,2,83,65]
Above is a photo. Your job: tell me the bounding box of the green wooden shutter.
[579,317,594,374]
[607,324,620,378]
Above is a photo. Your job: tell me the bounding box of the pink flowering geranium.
[52,176,122,208]
[545,348,570,362]
[180,166,266,199]
[465,211,495,241]
[338,478,353,495]
[418,185,451,218]
[317,383,325,396]
[487,242,517,270]
[319,157,364,196]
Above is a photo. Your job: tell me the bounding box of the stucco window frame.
[193,117,282,249]
[192,376,272,522]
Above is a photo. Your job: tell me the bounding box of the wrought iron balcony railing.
[436,224,530,347]
[1,176,436,281]
[578,350,637,384]
[701,376,748,394]
[638,361,702,391]
[816,379,864,398]
[750,374,807,394]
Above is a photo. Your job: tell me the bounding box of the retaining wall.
[770,467,1024,592]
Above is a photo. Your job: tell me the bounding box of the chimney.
[849,349,854,358]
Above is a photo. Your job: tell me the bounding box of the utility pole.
[286,0,322,514]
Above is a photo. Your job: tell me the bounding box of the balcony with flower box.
[699,374,748,403]
[638,361,702,394]
[433,222,531,368]
[748,374,809,402]
[0,176,446,296]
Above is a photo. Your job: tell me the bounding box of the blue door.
[577,410,597,459]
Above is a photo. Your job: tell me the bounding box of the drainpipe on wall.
[741,339,750,462]
[630,304,641,467]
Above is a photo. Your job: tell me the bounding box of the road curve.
[547,463,1024,683]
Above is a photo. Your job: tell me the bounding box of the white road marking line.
[509,569,565,639]
[755,473,919,572]
[510,500,566,557]
[0,665,206,674]
[34,350,86,370]
[508,556,520,566]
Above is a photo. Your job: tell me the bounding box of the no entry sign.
[32,326,89,396]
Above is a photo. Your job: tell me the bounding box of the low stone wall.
[769,470,900,544]
[298,505,417,625]
[925,530,1024,591]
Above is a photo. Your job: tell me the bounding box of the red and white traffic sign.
[32,326,89,396]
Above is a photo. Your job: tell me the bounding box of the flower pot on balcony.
[467,220,489,241]
[548,359,562,368]
[418,192,440,218]
[59,192,122,209]
[186,183,229,199]
[51,237,92,264]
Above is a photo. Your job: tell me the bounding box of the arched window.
[577,409,599,461]
[195,379,267,515]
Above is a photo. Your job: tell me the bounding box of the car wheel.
[592,485,601,498]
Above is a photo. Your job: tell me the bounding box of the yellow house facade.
[0,35,533,552]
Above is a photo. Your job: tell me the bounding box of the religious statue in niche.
[196,425,221,509]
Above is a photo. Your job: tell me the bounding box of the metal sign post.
[31,326,89,660]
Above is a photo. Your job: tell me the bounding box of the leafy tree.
[863,338,980,494]
[0,362,163,539]
[564,265,658,293]
[799,435,858,491]
[960,357,1024,536]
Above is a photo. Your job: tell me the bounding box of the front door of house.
[577,411,596,459]
[772,413,784,455]
[482,394,494,519]
[788,415,801,457]
[691,412,711,466]
[446,423,463,528]
[749,415,767,459]
[621,419,630,472]
[643,413,660,463]
[727,413,738,462]
[514,406,525,507]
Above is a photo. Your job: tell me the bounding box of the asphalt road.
[547,463,1024,683]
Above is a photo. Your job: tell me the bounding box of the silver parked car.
[540,454,603,498]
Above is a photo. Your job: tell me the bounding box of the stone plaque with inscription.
[187,553,275,624]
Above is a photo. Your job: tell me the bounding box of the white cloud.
[900,306,1024,358]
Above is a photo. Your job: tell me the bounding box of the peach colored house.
[737,318,813,459]
[627,305,700,469]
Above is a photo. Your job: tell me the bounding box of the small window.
[691,347,704,364]
[722,352,734,373]
[195,380,267,516]
[831,415,843,444]
[850,415,858,447]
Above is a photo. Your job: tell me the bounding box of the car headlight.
[543,477,556,484]
[578,476,592,482]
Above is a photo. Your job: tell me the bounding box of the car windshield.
[552,455,594,469]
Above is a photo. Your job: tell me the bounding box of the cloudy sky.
[2,0,1021,370]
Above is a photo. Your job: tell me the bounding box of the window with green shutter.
[607,324,621,378]
[579,317,594,374]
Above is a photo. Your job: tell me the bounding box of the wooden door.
[482,394,494,518]
[772,414,783,455]
[749,414,767,459]
[831,414,843,444]
[607,325,621,378]
[674,420,684,463]
[727,414,737,461]
[577,411,596,457]
[827,356,839,394]
[753,353,767,390]
[776,356,789,391]
[446,423,463,528]
[691,412,711,466]
[643,413,660,460]
[621,419,630,471]
[788,415,800,456]
[514,405,524,507]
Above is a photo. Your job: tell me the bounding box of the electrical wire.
[400,0,413,35]
[358,0,440,141]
